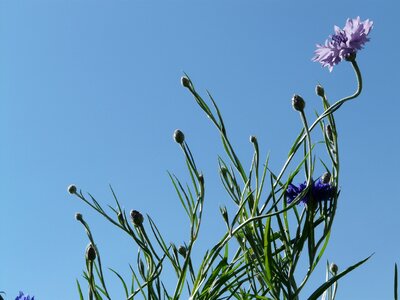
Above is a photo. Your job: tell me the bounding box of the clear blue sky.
[1,1,399,299]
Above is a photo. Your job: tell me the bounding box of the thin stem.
[88,260,94,300]
[299,110,313,186]
[261,58,362,214]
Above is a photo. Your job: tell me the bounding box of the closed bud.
[321,172,331,184]
[249,135,257,143]
[198,173,204,185]
[220,166,228,176]
[130,210,144,226]
[68,184,77,195]
[86,243,96,261]
[345,52,356,62]
[316,85,325,97]
[75,212,83,222]
[181,76,191,88]
[292,94,305,111]
[330,263,338,274]
[173,129,185,144]
[178,245,187,258]
[117,212,125,226]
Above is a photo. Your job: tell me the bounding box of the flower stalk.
[69,17,373,300]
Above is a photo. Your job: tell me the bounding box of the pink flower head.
[313,17,373,71]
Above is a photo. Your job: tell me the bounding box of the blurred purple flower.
[15,291,34,300]
[286,178,335,204]
[313,17,373,71]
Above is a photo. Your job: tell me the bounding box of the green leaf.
[307,254,372,300]
[263,217,273,287]
[76,279,84,300]
[109,268,129,298]
[168,172,192,219]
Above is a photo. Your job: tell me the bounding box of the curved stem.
[261,59,362,213]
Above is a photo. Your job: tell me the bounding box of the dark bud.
[249,135,257,143]
[330,263,338,274]
[181,76,191,88]
[86,243,96,261]
[198,173,204,185]
[292,94,306,111]
[178,245,187,258]
[220,166,228,176]
[321,172,331,184]
[68,184,77,195]
[345,52,356,62]
[316,85,325,97]
[117,212,125,226]
[173,129,185,144]
[130,210,144,226]
[75,212,83,222]
[326,124,334,142]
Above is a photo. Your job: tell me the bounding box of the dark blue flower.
[286,182,308,203]
[286,178,335,204]
[15,291,34,300]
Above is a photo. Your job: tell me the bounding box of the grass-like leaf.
[308,254,372,300]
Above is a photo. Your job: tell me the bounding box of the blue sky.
[0,1,399,299]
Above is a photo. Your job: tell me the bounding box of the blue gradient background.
[1,1,399,299]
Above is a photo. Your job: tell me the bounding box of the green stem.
[88,261,94,300]
[299,110,313,186]
[261,58,362,214]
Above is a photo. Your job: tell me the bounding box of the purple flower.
[15,291,34,300]
[286,178,335,204]
[313,17,373,71]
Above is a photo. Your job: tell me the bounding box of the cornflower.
[313,17,373,71]
[286,178,335,204]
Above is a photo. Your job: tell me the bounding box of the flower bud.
[117,212,125,226]
[173,129,185,144]
[68,184,77,195]
[181,76,191,88]
[345,52,356,62]
[86,243,96,261]
[130,210,144,226]
[325,124,334,142]
[178,245,187,258]
[198,173,204,185]
[321,172,331,184]
[249,135,257,143]
[75,212,83,222]
[220,166,228,176]
[330,263,338,274]
[316,85,325,97]
[292,94,305,111]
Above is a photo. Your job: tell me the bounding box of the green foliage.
[69,57,370,299]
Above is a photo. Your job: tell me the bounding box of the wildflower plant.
[69,17,373,300]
